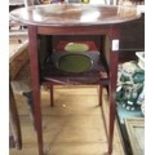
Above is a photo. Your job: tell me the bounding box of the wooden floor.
[10,86,125,155]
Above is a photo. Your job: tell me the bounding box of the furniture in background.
[116,13,144,155]
[9,38,29,150]
[125,118,144,155]
[9,85,22,149]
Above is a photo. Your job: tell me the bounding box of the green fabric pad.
[64,42,89,52]
[58,54,92,73]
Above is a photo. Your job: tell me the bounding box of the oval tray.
[56,53,92,73]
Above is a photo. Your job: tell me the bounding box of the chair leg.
[99,85,103,106]
[50,85,54,107]
[10,85,22,149]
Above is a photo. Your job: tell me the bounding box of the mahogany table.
[10,4,141,155]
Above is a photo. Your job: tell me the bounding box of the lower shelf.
[41,52,109,85]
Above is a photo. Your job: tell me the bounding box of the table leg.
[28,26,44,155]
[108,51,119,154]
[50,85,54,107]
[99,85,103,106]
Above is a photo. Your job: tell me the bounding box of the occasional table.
[10,4,141,155]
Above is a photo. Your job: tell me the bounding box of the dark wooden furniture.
[10,4,142,155]
[9,85,22,149]
[9,39,29,151]
[125,118,144,155]
[116,12,144,155]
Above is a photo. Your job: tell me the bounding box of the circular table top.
[10,4,141,27]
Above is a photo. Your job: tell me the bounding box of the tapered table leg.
[50,85,54,107]
[108,51,119,154]
[99,85,103,106]
[28,26,44,155]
